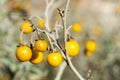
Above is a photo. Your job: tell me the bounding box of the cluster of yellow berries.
[16,20,80,67]
[84,40,96,57]
[20,20,44,34]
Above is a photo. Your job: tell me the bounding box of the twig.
[58,0,85,80]
[19,24,32,45]
[54,41,66,59]
[37,28,66,59]
[29,17,42,39]
[30,31,34,47]
[19,28,24,45]
[54,21,61,39]
[35,28,54,51]
[45,0,55,32]
[45,31,54,51]
[49,0,65,20]
[66,25,72,32]
[54,61,67,80]
[86,70,93,80]
[29,16,42,21]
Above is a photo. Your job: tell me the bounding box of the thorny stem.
[59,0,85,80]
[63,0,69,47]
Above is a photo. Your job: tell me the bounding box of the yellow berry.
[30,49,43,64]
[16,46,32,62]
[85,40,96,52]
[46,52,62,67]
[71,23,81,32]
[66,40,80,57]
[20,21,33,34]
[34,39,48,52]
[37,20,44,28]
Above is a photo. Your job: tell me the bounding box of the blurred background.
[0,0,120,80]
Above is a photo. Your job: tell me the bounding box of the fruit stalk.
[20,25,31,45]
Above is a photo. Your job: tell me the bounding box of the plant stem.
[20,29,24,45]
[20,25,31,45]
[61,0,85,80]
[45,0,54,32]
[55,61,67,80]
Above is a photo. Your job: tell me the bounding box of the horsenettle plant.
[15,0,96,80]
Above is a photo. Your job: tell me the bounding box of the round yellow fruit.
[20,21,33,34]
[16,46,32,62]
[30,50,43,64]
[71,23,81,32]
[66,40,80,57]
[46,52,62,67]
[85,40,96,52]
[34,39,48,52]
[37,20,44,28]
